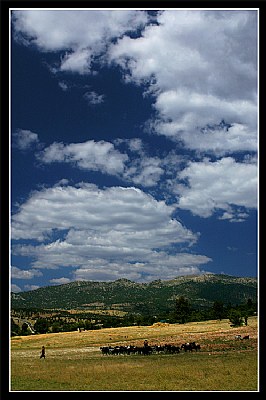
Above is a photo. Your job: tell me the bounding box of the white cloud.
[58,81,69,91]
[37,139,128,175]
[128,138,143,152]
[11,266,43,279]
[12,184,196,242]
[109,10,257,97]
[24,284,40,291]
[35,136,258,215]
[10,10,258,284]
[12,129,40,150]
[12,10,258,157]
[11,184,211,281]
[113,138,168,187]
[124,156,164,187]
[175,157,257,218]
[60,48,93,74]
[50,277,71,285]
[108,10,258,155]
[11,284,22,293]
[151,91,257,155]
[12,10,149,73]
[12,10,258,155]
[72,252,211,282]
[83,91,105,105]
[36,138,165,188]
[54,178,69,187]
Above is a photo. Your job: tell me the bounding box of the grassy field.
[10,317,259,392]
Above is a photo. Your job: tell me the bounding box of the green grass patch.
[11,350,258,391]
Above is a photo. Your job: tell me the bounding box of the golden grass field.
[10,317,259,392]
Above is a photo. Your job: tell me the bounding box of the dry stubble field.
[10,317,259,392]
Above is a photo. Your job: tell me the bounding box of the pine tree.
[175,296,192,324]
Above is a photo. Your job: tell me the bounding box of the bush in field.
[11,318,21,336]
[228,309,244,327]
[174,296,192,323]
[34,318,49,333]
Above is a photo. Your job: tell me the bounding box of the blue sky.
[10,8,258,292]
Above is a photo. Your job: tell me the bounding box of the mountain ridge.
[11,273,257,313]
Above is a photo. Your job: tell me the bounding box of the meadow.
[10,317,259,392]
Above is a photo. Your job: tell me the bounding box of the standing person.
[40,346,46,359]
[143,339,151,355]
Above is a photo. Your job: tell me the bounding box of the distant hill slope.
[11,274,257,314]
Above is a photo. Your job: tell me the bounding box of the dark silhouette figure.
[40,346,46,359]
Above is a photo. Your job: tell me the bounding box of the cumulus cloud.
[116,138,165,187]
[10,9,258,285]
[12,10,257,156]
[12,129,40,150]
[11,266,43,279]
[151,92,257,155]
[58,81,69,91]
[37,139,128,175]
[24,284,40,291]
[12,10,149,73]
[35,137,257,219]
[218,209,249,223]
[12,184,196,242]
[36,138,165,188]
[83,91,105,105]
[123,156,164,187]
[72,253,211,282]
[11,184,211,281]
[11,284,22,293]
[175,157,257,219]
[108,10,258,155]
[49,277,71,285]
[60,48,93,74]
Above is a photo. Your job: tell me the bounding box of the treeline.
[10,298,257,336]
[172,297,256,326]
